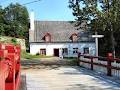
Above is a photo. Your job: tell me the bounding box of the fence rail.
[0,43,21,90]
[78,53,120,78]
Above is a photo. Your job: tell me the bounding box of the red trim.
[44,32,51,36]
[71,33,77,36]
[44,32,51,42]
[70,33,78,41]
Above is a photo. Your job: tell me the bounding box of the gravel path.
[21,66,120,90]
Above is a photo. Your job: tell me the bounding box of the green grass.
[63,57,78,65]
[21,51,52,60]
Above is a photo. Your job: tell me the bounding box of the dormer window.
[44,33,51,42]
[71,33,78,42]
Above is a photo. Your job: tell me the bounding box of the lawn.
[21,51,52,60]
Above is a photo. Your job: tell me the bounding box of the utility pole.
[92,19,104,56]
[92,32,104,56]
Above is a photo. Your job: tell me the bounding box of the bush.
[11,38,17,45]
[36,52,40,56]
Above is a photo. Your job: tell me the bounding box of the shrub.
[11,38,17,45]
[36,52,40,56]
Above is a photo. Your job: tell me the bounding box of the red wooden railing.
[0,43,21,90]
[78,53,120,77]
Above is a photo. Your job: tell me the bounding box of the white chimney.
[30,11,34,31]
[29,11,35,42]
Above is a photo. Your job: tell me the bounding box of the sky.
[0,0,75,21]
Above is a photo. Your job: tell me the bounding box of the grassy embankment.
[21,51,53,60]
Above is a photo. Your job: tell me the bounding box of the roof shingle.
[32,21,94,42]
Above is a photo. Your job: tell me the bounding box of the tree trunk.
[111,30,115,58]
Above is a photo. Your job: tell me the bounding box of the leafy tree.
[69,0,120,57]
[0,6,5,35]
[4,3,29,38]
[1,3,30,48]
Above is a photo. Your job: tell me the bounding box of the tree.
[98,0,120,57]
[3,3,29,48]
[0,6,5,35]
[69,0,120,57]
[4,3,29,38]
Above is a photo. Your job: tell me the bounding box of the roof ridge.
[31,20,94,42]
[34,20,75,22]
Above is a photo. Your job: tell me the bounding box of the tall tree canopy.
[0,3,29,48]
[0,6,5,35]
[69,0,120,57]
[4,3,29,38]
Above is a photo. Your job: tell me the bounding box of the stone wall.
[0,36,26,51]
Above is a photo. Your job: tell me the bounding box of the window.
[71,33,78,42]
[40,49,46,55]
[43,33,51,42]
[45,35,51,42]
[84,47,89,54]
[72,35,77,42]
[73,48,78,54]
[62,48,68,54]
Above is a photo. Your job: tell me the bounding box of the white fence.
[78,55,120,78]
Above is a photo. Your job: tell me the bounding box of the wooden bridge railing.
[77,53,120,78]
[0,43,21,90]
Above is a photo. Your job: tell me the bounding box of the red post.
[0,60,9,90]
[0,43,21,90]
[0,44,9,90]
[91,57,93,70]
[107,53,113,76]
[77,52,81,66]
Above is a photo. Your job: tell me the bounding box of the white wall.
[30,42,96,57]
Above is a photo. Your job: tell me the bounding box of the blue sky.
[1,0,75,21]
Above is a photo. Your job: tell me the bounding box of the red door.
[54,49,59,57]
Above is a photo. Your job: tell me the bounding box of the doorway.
[54,49,59,57]
[40,49,46,55]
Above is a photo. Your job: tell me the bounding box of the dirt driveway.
[21,66,120,90]
[20,57,120,90]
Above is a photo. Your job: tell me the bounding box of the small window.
[40,49,46,55]
[62,48,68,54]
[72,35,77,42]
[73,48,78,54]
[71,33,78,42]
[43,33,51,42]
[45,35,51,42]
[84,47,89,54]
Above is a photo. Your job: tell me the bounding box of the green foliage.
[98,30,120,58]
[69,0,120,56]
[11,38,17,45]
[0,3,29,47]
[4,3,29,38]
[69,0,120,31]
[21,51,53,60]
[36,52,40,56]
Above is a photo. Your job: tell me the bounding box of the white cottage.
[29,13,96,57]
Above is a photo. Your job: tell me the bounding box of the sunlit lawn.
[21,52,52,60]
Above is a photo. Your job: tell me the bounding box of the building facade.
[29,12,96,57]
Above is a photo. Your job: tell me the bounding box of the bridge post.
[0,43,21,90]
[77,52,81,66]
[107,53,113,76]
[91,57,93,70]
